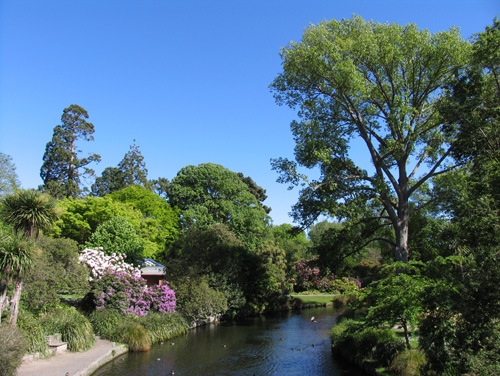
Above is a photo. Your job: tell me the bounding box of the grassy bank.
[290,294,335,305]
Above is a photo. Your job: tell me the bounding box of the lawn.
[291,294,335,305]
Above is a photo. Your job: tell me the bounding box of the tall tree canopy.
[40,105,101,198]
[168,163,271,249]
[0,153,20,198]
[270,15,470,263]
[92,141,148,197]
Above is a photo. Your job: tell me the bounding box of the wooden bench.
[46,333,67,354]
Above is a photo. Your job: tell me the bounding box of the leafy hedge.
[0,324,27,376]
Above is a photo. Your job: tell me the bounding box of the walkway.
[17,338,128,376]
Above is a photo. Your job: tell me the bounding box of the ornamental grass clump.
[124,323,150,352]
[136,312,189,344]
[17,311,47,355]
[0,324,27,376]
[389,349,427,376]
[89,308,128,342]
[39,306,94,352]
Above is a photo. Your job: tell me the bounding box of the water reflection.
[93,305,363,376]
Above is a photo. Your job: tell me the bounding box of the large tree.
[92,141,148,197]
[168,163,271,249]
[270,15,470,263]
[40,104,101,198]
[0,153,20,198]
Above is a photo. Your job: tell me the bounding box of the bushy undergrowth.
[389,349,426,376]
[123,323,150,352]
[135,312,189,344]
[89,308,126,341]
[39,306,95,352]
[0,324,27,376]
[330,319,405,368]
[17,311,47,354]
[90,308,189,351]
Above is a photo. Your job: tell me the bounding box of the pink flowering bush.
[294,258,361,293]
[79,248,175,316]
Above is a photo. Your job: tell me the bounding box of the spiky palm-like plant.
[0,189,59,325]
[0,190,60,239]
[0,232,36,325]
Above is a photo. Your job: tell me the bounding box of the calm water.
[92,305,364,376]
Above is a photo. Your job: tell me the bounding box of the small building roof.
[140,258,165,276]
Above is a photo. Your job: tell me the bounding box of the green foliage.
[363,262,426,349]
[0,230,36,325]
[331,318,405,369]
[134,312,189,344]
[270,224,310,278]
[92,167,125,197]
[254,240,287,293]
[389,349,427,376]
[89,309,127,341]
[54,188,179,259]
[17,310,47,354]
[86,216,145,263]
[40,104,101,198]
[90,309,189,346]
[52,195,143,244]
[39,306,95,352]
[92,141,149,196]
[22,236,89,313]
[123,323,150,352]
[109,185,180,257]
[0,190,60,239]
[270,15,471,263]
[0,324,27,376]
[168,163,270,249]
[0,153,20,198]
[170,273,228,323]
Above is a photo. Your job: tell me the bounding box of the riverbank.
[17,338,127,376]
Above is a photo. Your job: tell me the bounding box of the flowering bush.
[294,258,361,293]
[79,248,175,316]
[79,248,141,281]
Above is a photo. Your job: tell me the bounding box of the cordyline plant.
[79,248,175,316]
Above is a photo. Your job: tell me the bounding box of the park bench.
[45,333,67,354]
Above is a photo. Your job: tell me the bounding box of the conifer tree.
[40,105,100,198]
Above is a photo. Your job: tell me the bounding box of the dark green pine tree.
[92,141,148,197]
[40,105,100,199]
[118,141,148,187]
[237,173,271,214]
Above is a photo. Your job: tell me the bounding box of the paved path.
[17,338,128,376]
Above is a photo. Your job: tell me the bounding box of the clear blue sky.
[1,0,498,226]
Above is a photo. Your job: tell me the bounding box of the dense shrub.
[17,311,47,354]
[89,309,127,341]
[135,312,189,344]
[171,274,227,323]
[22,236,89,313]
[123,323,150,352]
[0,324,27,376]
[389,349,426,376]
[39,306,95,352]
[331,319,405,369]
[90,309,189,348]
[80,249,175,316]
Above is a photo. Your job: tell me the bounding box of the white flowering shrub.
[78,248,141,282]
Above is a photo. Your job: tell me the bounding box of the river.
[92,305,364,376]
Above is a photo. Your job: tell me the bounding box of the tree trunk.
[395,164,410,264]
[0,278,12,324]
[9,278,23,326]
[401,318,411,350]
